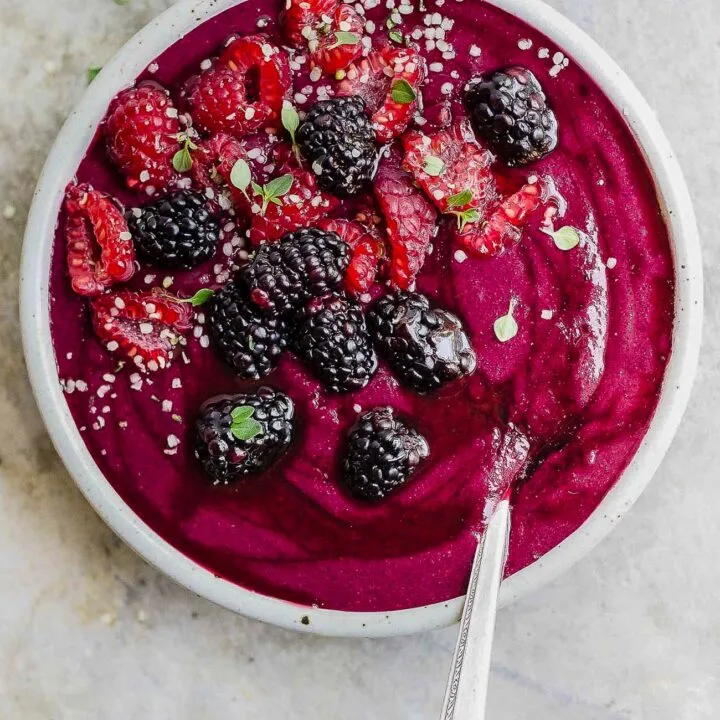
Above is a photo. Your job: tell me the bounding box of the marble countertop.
[0,0,718,717]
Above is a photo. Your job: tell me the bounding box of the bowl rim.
[20,0,702,637]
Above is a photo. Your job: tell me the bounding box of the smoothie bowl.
[20,0,701,636]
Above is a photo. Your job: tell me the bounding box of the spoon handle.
[439,498,512,720]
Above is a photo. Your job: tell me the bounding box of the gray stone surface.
[0,0,717,717]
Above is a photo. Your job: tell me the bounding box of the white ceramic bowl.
[20,0,702,637]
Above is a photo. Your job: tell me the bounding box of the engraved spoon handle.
[439,498,511,720]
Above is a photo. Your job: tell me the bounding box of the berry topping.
[368,291,476,393]
[63,183,135,297]
[128,190,220,269]
[282,0,337,46]
[194,388,295,484]
[185,66,271,138]
[215,35,291,129]
[318,218,384,296]
[283,0,364,74]
[373,152,437,290]
[342,406,429,501]
[104,83,181,195]
[309,5,365,75]
[192,133,249,208]
[338,45,426,142]
[296,97,378,196]
[465,67,559,167]
[209,282,288,379]
[293,294,377,393]
[241,227,350,316]
[457,182,541,256]
[234,160,339,245]
[91,290,192,372]
[402,121,498,219]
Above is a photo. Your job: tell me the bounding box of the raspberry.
[293,294,377,393]
[209,282,288,379]
[457,182,541,256]
[63,183,135,297]
[402,121,498,217]
[192,133,249,208]
[282,0,337,45]
[128,190,220,269]
[338,45,426,142]
[368,291,477,393]
[91,290,192,373]
[194,388,295,484]
[185,66,273,137]
[296,97,378,196]
[241,228,349,316]
[104,83,180,196]
[465,67,558,167]
[217,35,291,128]
[237,162,339,246]
[318,218,384,296]
[310,5,365,75]
[373,152,437,290]
[342,406,429,501]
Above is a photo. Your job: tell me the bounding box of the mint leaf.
[264,173,294,199]
[87,66,102,84]
[230,414,263,441]
[391,79,416,104]
[447,189,473,207]
[423,155,445,177]
[494,300,519,343]
[180,288,214,307]
[172,145,193,173]
[230,158,252,194]
[330,31,360,47]
[388,29,404,44]
[453,208,481,232]
[281,104,300,145]
[544,225,581,251]
[231,406,255,422]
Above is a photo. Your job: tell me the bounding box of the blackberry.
[296,97,378,196]
[194,387,295,484]
[294,294,377,393]
[368,292,476,393]
[209,282,288,380]
[343,407,429,501]
[465,67,558,167]
[128,190,220,268]
[241,228,350,316]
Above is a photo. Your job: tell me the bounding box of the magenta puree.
[50,0,674,611]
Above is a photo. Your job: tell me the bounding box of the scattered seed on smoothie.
[607,257,617,269]
[518,38,533,50]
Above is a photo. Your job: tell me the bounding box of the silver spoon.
[439,427,528,720]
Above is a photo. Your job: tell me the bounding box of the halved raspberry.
[185,65,274,137]
[104,83,181,196]
[338,45,426,142]
[192,133,250,207]
[63,183,135,297]
[236,159,339,245]
[373,152,437,289]
[402,120,497,215]
[91,290,192,372]
[215,35,291,129]
[282,0,337,45]
[457,182,541,256]
[318,218,384,295]
[309,5,365,75]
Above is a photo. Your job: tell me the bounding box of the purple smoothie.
[50,0,674,611]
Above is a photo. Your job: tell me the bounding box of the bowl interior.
[19,0,702,636]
